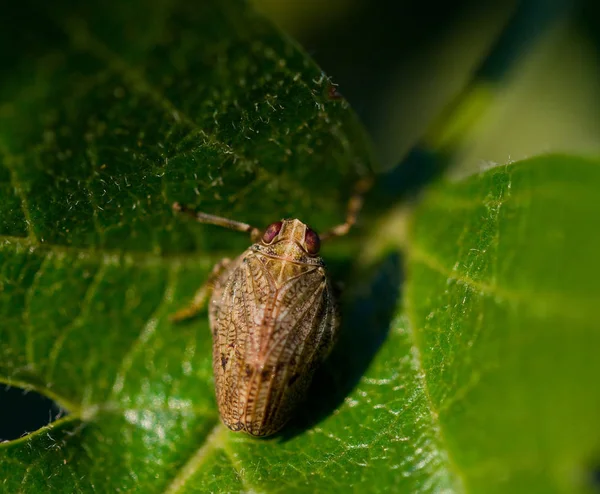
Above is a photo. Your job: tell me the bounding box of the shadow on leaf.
[277,250,403,441]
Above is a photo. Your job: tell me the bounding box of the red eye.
[304,227,320,255]
[262,221,283,244]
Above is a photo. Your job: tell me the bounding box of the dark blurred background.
[254,0,600,172]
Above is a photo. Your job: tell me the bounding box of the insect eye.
[262,221,283,244]
[304,227,320,255]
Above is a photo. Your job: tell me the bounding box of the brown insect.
[171,179,371,436]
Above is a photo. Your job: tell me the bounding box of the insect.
[171,179,371,436]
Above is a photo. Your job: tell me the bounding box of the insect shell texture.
[208,219,339,437]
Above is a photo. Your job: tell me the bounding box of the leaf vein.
[409,243,593,321]
[0,235,222,269]
[0,148,38,243]
[45,260,108,386]
[110,262,181,398]
[23,250,53,368]
[63,20,254,168]
[402,300,467,493]
[162,421,224,494]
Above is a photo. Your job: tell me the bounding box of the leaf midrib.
[0,234,225,266]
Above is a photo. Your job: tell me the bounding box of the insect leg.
[172,203,262,242]
[170,258,231,322]
[320,177,373,240]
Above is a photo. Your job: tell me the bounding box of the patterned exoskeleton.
[171,179,371,436]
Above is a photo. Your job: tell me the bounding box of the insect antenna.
[172,203,262,241]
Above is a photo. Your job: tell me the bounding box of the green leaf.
[406,155,600,494]
[0,0,378,492]
[1,1,599,493]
